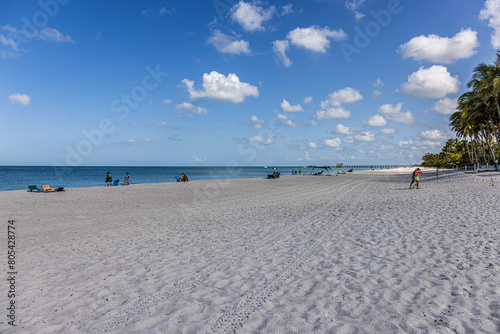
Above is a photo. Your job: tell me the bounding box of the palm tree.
[455,93,482,162]
[469,51,500,120]
[450,111,477,163]
[448,52,500,166]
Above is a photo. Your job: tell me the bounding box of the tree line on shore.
[422,52,500,168]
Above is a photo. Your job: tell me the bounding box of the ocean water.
[0,165,378,192]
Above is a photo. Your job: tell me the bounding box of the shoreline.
[0,165,413,192]
[1,171,499,332]
[2,166,438,193]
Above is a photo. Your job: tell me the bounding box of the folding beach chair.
[28,185,41,192]
[112,179,120,186]
[41,185,56,192]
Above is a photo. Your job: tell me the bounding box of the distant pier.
[331,165,409,169]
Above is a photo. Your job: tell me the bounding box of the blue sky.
[2,0,500,167]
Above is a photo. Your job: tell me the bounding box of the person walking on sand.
[414,168,422,189]
[106,172,112,187]
[409,168,422,189]
[409,169,416,188]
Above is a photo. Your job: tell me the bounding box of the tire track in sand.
[210,183,371,333]
[178,176,351,216]
[87,181,365,333]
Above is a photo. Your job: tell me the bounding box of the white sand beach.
[1,169,500,333]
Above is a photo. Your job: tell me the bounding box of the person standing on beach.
[123,172,130,185]
[106,172,112,186]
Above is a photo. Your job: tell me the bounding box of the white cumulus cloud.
[230,1,275,32]
[276,113,299,127]
[480,0,500,48]
[379,103,403,115]
[176,102,208,115]
[367,114,387,127]
[426,97,458,115]
[398,139,413,147]
[250,115,264,129]
[8,93,31,106]
[321,87,363,108]
[378,103,416,124]
[273,25,346,66]
[281,99,303,112]
[250,134,273,145]
[316,107,351,120]
[355,131,375,142]
[399,28,479,63]
[208,30,251,55]
[287,25,347,53]
[335,124,352,135]
[420,129,445,140]
[324,138,341,147]
[401,65,460,99]
[381,128,396,134]
[182,71,258,103]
